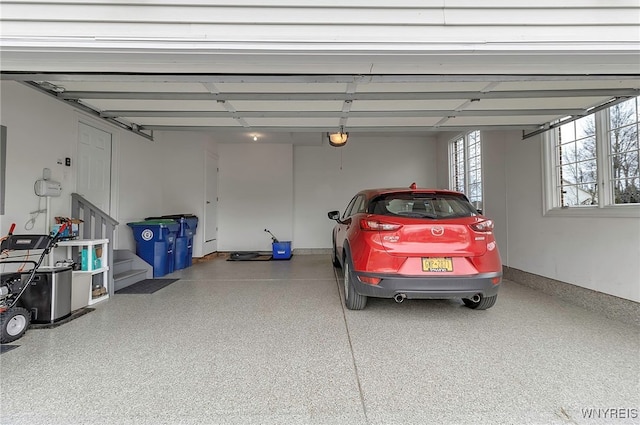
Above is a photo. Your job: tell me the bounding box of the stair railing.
[70,193,119,296]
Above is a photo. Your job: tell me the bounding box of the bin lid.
[128,219,179,227]
[145,214,197,220]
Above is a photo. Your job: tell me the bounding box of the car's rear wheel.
[343,257,367,310]
[463,294,497,310]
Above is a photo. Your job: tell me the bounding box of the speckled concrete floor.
[1,255,638,425]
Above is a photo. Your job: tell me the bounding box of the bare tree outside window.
[557,115,597,206]
[467,130,482,207]
[451,136,465,193]
[608,97,640,204]
[553,96,640,208]
[449,131,482,210]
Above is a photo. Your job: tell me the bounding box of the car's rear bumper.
[351,271,502,299]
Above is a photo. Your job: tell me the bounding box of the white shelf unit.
[56,239,109,307]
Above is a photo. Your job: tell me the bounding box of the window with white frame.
[545,96,639,212]
[449,130,482,209]
[556,114,598,206]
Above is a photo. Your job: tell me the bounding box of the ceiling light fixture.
[327,127,349,147]
[252,135,258,141]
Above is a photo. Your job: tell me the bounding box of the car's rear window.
[368,192,478,219]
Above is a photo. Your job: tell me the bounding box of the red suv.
[328,184,502,310]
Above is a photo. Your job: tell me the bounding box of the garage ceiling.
[4,73,640,143]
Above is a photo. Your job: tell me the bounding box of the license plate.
[422,257,453,272]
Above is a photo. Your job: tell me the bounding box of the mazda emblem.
[431,226,444,236]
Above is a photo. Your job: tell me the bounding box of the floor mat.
[115,278,179,294]
[227,252,273,261]
[30,307,95,329]
[0,344,19,354]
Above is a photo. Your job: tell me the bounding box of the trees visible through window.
[608,97,639,204]
[449,130,482,209]
[451,136,465,193]
[557,115,598,206]
[548,96,639,210]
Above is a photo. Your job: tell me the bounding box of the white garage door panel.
[232,101,342,112]
[124,117,240,127]
[347,116,442,127]
[83,99,230,111]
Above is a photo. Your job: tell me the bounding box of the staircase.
[71,193,118,296]
[113,250,152,291]
[71,193,151,293]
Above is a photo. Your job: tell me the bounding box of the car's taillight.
[469,220,494,232]
[360,219,402,231]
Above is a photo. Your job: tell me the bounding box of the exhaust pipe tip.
[393,293,407,303]
[470,294,481,303]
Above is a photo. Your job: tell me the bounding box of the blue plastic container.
[128,220,180,277]
[272,241,292,260]
[180,216,198,268]
[174,218,192,270]
[145,215,198,270]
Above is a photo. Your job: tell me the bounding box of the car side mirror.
[328,210,341,221]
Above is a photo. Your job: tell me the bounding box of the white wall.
[480,131,509,266]
[503,134,640,302]
[1,82,78,235]
[216,143,293,252]
[117,131,217,257]
[293,135,438,249]
[436,129,640,302]
[214,135,437,252]
[0,82,217,257]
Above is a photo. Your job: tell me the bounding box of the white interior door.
[77,122,112,213]
[204,150,218,253]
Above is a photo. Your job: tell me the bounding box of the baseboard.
[192,252,223,263]
[292,248,331,255]
[193,248,331,262]
[504,266,640,327]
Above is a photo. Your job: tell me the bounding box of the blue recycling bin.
[145,215,198,270]
[128,220,180,277]
[173,218,192,270]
